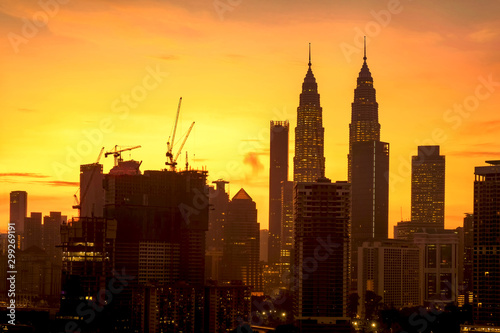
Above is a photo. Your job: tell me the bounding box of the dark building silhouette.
[206,179,229,252]
[24,212,42,250]
[10,191,27,249]
[411,145,445,227]
[473,161,500,325]
[79,163,105,217]
[58,217,117,332]
[293,179,350,322]
[206,180,229,282]
[293,45,325,183]
[349,42,389,292]
[222,189,261,292]
[269,120,289,265]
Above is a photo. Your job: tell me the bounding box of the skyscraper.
[293,179,350,322]
[411,145,445,227]
[269,120,289,265]
[349,41,389,291]
[293,44,325,183]
[473,160,500,325]
[10,191,27,240]
[222,189,261,292]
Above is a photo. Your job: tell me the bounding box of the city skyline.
[2,1,500,235]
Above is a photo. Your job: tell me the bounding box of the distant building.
[260,229,269,262]
[473,161,500,325]
[293,179,350,321]
[394,220,444,241]
[10,191,27,249]
[206,179,229,252]
[222,189,261,292]
[413,230,459,306]
[24,212,42,250]
[349,43,389,292]
[269,120,289,265]
[293,45,325,183]
[357,239,421,317]
[10,191,27,234]
[411,145,445,227]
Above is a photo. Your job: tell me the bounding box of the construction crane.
[105,145,141,166]
[72,147,105,211]
[166,97,195,171]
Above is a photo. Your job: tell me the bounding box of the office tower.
[413,231,459,306]
[411,145,445,227]
[349,41,389,292]
[293,45,325,183]
[358,239,420,317]
[10,191,27,234]
[24,212,42,250]
[473,161,500,325]
[79,163,105,217]
[269,120,289,265]
[206,179,229,252]
[280,180,294,278]
[293,179,350,322]
[222,189,261,291]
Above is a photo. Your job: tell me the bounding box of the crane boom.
[173,122,195,163]
[105,145,141,166]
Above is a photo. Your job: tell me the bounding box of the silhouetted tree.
[365,290,382,320]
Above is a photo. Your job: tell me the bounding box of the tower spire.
[363,36,367,62]
[308,43,311,67]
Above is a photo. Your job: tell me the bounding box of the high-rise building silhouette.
[293,44,325,183]
[79,163,105,217]
[293,179,350,324]
[222,189,261,292]
[462,213,474,305]
[10,190,27,249]
[473,161,500,325]
[206,179,229,252]
[269,120,289,265]
[349,40,389,291]
[411,145,445,227]
[24,212,42,250]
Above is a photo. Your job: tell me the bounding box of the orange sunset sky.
[1,0,500,236]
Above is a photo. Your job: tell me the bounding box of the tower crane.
[166,97,195,171]
[105,145,141,166]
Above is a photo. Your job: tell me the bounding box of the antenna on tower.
[308,43,311,67]
[363,36,367,61]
